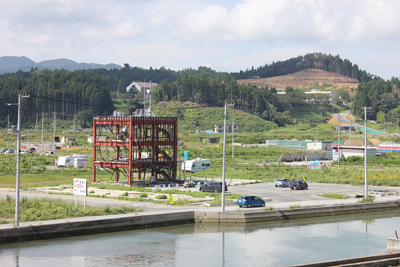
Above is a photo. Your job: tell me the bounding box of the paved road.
[1,181,399,213]
[0,181,400,230]
[337,110,384,134]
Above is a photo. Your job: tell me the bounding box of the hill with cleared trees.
[237,69,359,92]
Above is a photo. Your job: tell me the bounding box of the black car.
[199,182,228,193]
[290,180,308,190]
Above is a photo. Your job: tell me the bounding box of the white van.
[57,154,87,167]
[181,158,211,172]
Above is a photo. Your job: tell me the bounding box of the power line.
[31,95,115,109]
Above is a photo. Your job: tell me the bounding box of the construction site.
[92,116,178,186]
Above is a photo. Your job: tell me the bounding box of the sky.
[0,0,399,80]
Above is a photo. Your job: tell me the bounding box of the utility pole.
[232,112,234,160]
[362,106,371,197]
[35,114,38,131]
[383,108,386,132]
[41,112,44,152]
[348,112,352,146]
[6,94,30,227]
[143,79,146,112]
[73,114,76,131]
[295,118,297,130]
[397,115,399,133]
[338,113,340,164]
[149,81,152,115]
[53,112,56,154]
[222,102,234,212]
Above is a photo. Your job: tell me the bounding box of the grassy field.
[1,143,400,188]
[0,195,142,224]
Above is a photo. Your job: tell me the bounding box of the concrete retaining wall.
[291,252,400,267]
[1,201,400,244]
[387,238,400,253]
[195,201,400,223]
[0,211,195,244]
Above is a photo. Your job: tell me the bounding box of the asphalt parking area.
[228,182,400,204]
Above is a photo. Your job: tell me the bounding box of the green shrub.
[156,194,167,199]
[357,196,375,204]
[321,193,348,199]
[264,206,275,211]
[289,204,302,209]
[121,192,129,197]
[139,193,148,198]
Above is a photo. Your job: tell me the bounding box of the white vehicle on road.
[181,158,211,172]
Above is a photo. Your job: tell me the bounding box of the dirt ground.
[237,69,359,92]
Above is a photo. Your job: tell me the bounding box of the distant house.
[304,89,338,104]
[61,137,77,143]
[214,124,239,133]
[277,89,338,104]
[7,125,16,133]
[126,81,158,94]
[87,135,107,144]
[199,136,221,143]
[113,111,124,116]
[333,146,377,161]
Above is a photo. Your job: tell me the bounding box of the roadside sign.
[73,178,87,196]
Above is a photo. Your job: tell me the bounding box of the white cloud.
[0,0,399,79]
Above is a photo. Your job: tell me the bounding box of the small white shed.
[333,146,377,161]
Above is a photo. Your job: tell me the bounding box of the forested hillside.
[0,69,114,127]
[233,52,381,82]
[0,52,398,129]
[352,78,400,121]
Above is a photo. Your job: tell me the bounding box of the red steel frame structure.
[92,116,178,185]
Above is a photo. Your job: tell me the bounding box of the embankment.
[1,201,400,244]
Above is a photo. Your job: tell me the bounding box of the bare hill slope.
[237,69,359,92]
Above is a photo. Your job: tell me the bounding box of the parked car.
[28,147,37,153]
[237,196,265,208]
[5,148,15,154]
[40,151,54,156]
[199,181,228,193]
[0,148,7,153]
[20,149,29,154]
[275,178,290,187]
[290,180,308,190]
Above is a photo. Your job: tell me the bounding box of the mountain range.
[0,56,121,74]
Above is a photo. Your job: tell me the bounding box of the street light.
[362,106,371,198]
[232,112,234,160]
[222,102,234,212]
[6,94,30,227]
[337,113,340,164]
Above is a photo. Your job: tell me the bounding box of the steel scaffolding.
[92,116,178,185]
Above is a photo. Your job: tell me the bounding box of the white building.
[275,89,337,104]
[87,135,107,144]
[126,82,158,93]
[333,146,377,161]
[304,89,338,104]
[214,123,239,133]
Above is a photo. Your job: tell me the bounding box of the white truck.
[57,154,87,168]
[181,158,211,172]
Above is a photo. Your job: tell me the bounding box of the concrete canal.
[0,210,399,266]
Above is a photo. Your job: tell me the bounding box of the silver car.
[275,178,289,187]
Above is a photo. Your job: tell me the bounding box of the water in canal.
[1,211,400,267]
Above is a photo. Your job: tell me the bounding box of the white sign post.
[73,178,87,210]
